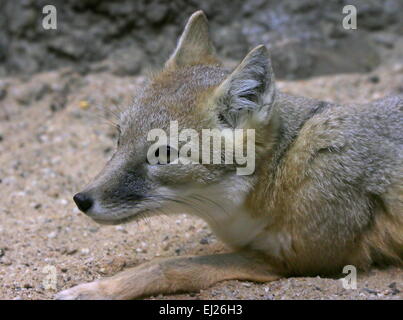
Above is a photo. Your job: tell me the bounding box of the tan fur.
[56,252,278,300]
[57,11,402,299]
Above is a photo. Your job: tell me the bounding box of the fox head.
[73,11,277,225]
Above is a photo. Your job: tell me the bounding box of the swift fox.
[57,11,403,299]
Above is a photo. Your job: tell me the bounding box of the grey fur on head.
[214,45,276,127]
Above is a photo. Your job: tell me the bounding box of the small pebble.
[80,248,90,255]
[79,100,90,110]
[362,288,378,295]
[388,282,400,295]
[199,237,209,245]
[47,231,57,239]
[66,249,77,255]
[2,259,12,266]
[115,226,127,233]
[368,75,380,83]
[59,199,68,206]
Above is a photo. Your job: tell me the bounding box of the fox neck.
[191,112,280,248]
[189,174,269,248]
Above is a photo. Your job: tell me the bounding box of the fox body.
[57,11,402,299]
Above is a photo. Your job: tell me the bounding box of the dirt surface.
[0,49,402,300]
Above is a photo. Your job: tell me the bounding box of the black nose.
[73,193,93,213]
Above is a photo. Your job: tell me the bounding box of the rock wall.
[0,0,402,79]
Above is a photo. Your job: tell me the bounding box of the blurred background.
[0,0,402,300]
[0,0,402,79]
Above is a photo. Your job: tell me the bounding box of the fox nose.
[73,192,93,213]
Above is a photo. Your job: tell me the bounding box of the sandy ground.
[0,53,402,300]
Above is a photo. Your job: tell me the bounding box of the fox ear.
[166,11,219,68]
[213,45,276,128]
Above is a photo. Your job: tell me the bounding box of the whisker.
[94,104,120,121]
[192,194,228,215]
[117,191,231,228]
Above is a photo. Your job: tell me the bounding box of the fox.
[56,11,403,299]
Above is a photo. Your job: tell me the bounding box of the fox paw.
[55,281,107,300]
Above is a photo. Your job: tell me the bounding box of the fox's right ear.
[165,11,219,68]
[212,45,276,128]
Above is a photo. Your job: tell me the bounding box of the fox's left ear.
[166,10,219,68]
[213,45,276,128]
